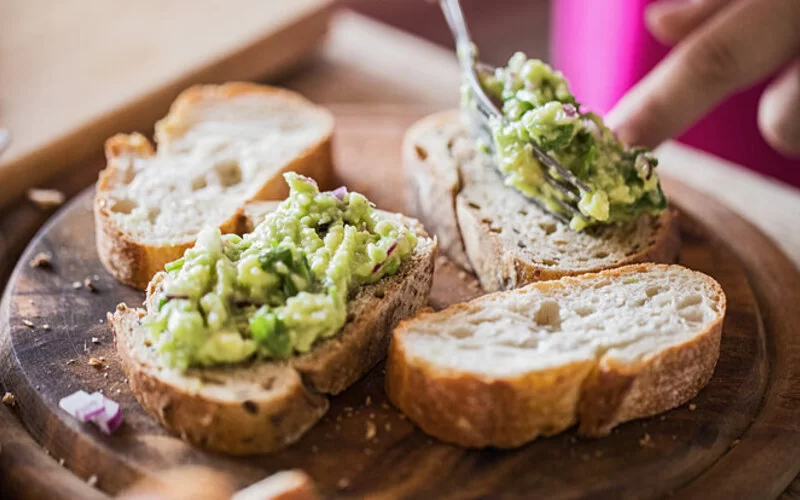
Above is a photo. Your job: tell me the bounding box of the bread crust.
[110,221,438,455]
[386,264,725,448]
[95,83,334,290]
[403,111,471,270]
[403,110,681,292]
[112,304,329,455]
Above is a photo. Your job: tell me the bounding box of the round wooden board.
[2,107,800,499]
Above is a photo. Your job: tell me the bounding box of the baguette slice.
[404,110,680,291]
[95,83,334,290]
[111,212,437,455]
[386,264,725,448]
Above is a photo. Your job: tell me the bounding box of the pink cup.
[551,0,800,187]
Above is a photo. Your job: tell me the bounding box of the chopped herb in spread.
[143,173,418,370]
[475,52,667,230]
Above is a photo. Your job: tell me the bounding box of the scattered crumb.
[334,424,341,432]
[688,403,697,411]
[86,475,98,487]
[27,188,65,209]
[458,270,469,280]
[115,388,121,394]
[59,458,65,467]
[365,421,377,440]
[731,439,740,448]
[91,337,101,344]
[398,414,406,420]
[311,445,319,454]
[98,319,103,324]
[594,450,603,458]
[71,281,82,289]
[381,403,390,410]
[384,423,392,432]
[639,433,654,447]
[29,252,53,269]
[2,392,16,406]
[337,478,350,490]
[368,413,375,420]
[42,324,50,330]
[365,395,372,407]
[88,358,104,369]
[659,415,666,421]
[344,406,353,413]
[569,436,577,444]
[103,373,109,379]
[22,320,34,328]
[144,338,152,347]
[66,359,75,365]
[83,278,97,293]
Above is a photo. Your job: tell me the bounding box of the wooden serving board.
[2,108,800,499]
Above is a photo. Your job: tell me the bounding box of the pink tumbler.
[551,0,800,188]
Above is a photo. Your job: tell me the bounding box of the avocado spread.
[142,173,418,370]
[475,52,666,230]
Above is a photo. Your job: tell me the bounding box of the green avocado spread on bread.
[142,173,418,370]
[474,52,667,230]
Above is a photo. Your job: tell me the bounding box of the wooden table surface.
[2,9,800,498]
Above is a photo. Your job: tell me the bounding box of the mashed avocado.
[475,52,666,230]
[142,173,418,370]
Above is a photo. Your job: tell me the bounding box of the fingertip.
[606,97,663,150]
[758,64,800,157]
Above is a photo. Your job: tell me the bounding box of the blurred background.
[2,0,798,201]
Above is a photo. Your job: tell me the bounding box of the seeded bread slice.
[404,110,680,292]
[110,212,437,455]
[386,264,725,448]
[95,83,334,290]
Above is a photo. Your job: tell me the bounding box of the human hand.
[606,0,800,156]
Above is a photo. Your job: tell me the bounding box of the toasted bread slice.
[111,213,437,455]
[386,264,725,448]
[95,83,334,290]
[404,110,680,291]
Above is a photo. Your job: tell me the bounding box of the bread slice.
[110,214,437,455]
[386,264,725,448]
[95,83,334,290]
[404,110,681,292]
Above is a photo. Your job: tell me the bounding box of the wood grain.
[0,0,332,209]
[3,107,800,498]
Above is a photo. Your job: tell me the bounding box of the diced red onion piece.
[59,390,105,422]
[372,239,401,274]
[386,241,398,257]
[90,396,122,435]
[563,104,577,118]
[59,390,123,434]
[297,175,318,188]
[331,186,348,201]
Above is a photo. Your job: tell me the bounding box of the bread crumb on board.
[27,189,65,210]
[638,433,654,447]
[88,358,104,369]
[2,392,16,406]
[29,252,53,269]
[688,403,697,411]
[86,475,99,487]
[365,421,377,440]
[22,319,34,328]
[337,478,350,489]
